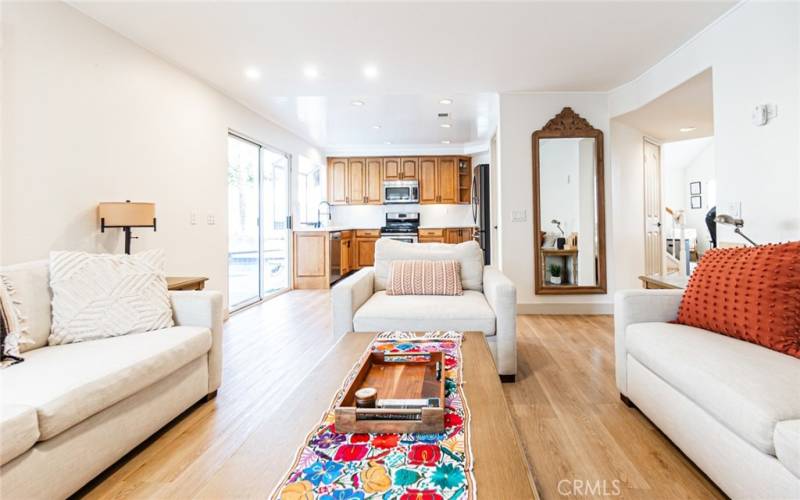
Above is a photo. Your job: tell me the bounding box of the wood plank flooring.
[76,291,724,499]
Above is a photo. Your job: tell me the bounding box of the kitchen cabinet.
[419,157,438,204]
[328,158,349,205]
[418,228,445,243]
[419,157,459,205]
[399,158,418,180]
[341,231,353,275]
[328,156,467,205]
[293,231,329,289]
[364,158,383,204]
[446,227,474,244]
[354,229,380,268]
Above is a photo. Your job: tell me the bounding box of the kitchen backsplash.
[331,204,475,228]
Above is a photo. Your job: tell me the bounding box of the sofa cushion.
[353,290,495,336]
[374,239,483,292]
[386,260,463,296]
[676,242,800,358]
[0,260,51,352]
[0,404,39,465]
[625,322,800,455]
[0,326,211,440]
[774,420,800,479]
[48,249,174,345]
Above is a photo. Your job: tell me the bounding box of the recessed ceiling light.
[441,140,451,144]
[351,100,365,107]
[440,123,451,128]
[372,125,381,130]
[303,65,319,79]
[679,127,697,132]
[439,99,453,105]
[363,65,379,79]
[244,67,261,80]
[384,141,392,145]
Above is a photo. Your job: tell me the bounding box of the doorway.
[643,139,662,275]
[227,133,291,312]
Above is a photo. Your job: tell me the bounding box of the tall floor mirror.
[532,107,607,294]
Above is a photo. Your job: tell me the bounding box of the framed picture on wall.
[690,195,702,209]
[689,181,702,195]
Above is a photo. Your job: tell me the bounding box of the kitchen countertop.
[294,225,380,232]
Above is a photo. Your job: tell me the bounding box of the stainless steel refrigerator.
[471,164,491,265]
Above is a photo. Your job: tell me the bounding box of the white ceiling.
[69,1,733,150]
[614,68,714,142]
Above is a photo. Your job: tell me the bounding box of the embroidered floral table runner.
[271,332,475,500]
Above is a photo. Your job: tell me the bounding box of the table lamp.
[714,214,757,246]
[98,201,157,254]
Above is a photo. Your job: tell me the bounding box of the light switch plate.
[207,213,215,225]
[190,211,198,225]
[511,210,527,222]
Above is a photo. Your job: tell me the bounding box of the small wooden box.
[335,350,446,434]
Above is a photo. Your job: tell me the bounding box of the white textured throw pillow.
[49,249,174,345]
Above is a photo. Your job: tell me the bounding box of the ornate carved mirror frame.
[532,107,607,295]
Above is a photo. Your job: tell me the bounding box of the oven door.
[381,234,418,244]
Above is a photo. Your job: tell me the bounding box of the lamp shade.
[98,202,156,227]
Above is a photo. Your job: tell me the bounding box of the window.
[298,155,323,224]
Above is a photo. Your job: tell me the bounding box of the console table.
[166,276,209,291]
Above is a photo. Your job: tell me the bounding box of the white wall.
[0,1,324,308]
[610,0,799,245]
[497,93,613,313]
[330,204,474,229]
[609,122,646,291]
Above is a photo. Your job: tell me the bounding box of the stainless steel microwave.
[383,180,419,204]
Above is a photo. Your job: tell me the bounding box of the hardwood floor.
[76,291,724,500]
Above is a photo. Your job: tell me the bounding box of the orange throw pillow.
[676,242,800,358]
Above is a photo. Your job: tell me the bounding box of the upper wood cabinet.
[328,155,465,205]
[437,157,458,204]
[347,158,366,204]
[384,158,401,180]
[419,157,438,204]
[400,158,418,180]
[364,158,383,204]
[419,157,459,204]
[328,158,349,205]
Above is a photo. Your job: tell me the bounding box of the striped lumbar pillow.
[386,260,463,296]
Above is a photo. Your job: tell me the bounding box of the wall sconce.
[714,214,757,246]
[98,201,157,254]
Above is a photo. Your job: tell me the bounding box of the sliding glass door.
[227,133,291,311]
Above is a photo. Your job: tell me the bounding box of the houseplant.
[549,263,562,285]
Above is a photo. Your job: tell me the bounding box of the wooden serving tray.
[335,349,446,434]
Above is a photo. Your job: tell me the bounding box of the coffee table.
[195,332,538,499]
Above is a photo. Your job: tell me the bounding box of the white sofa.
[333,239,517,380]
[615,289,800,499]
[0,260,224,499]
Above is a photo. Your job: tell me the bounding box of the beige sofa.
[615,289,800,499]
[0,260,224,499]
[332,239,517,380]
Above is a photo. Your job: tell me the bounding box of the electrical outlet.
[511,210,527,222]
[207,213,215,225]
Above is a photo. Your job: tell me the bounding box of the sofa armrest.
[331,268,375,340]
[170,291,224,394]
[775,420,800,479]
[483,266,517,376]
[614,289,683,394]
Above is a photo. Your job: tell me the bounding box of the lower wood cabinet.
[419,228,475,244]
[354,229,380,268]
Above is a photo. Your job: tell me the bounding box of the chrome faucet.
[317,201,332,227]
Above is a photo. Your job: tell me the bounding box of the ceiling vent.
[438,113,450,118]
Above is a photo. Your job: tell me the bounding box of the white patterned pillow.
[49,249,174,345]
[386,260,464,296]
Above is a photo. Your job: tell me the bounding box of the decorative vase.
[556,237,566,250]
[550,276,562,285]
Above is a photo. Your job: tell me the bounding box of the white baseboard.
[517,302,613,315]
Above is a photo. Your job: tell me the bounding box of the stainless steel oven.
[383,180,419,204]
[380,234,419,244]
[380,212,419,243]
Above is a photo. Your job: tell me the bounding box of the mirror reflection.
[538,138,599,288]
